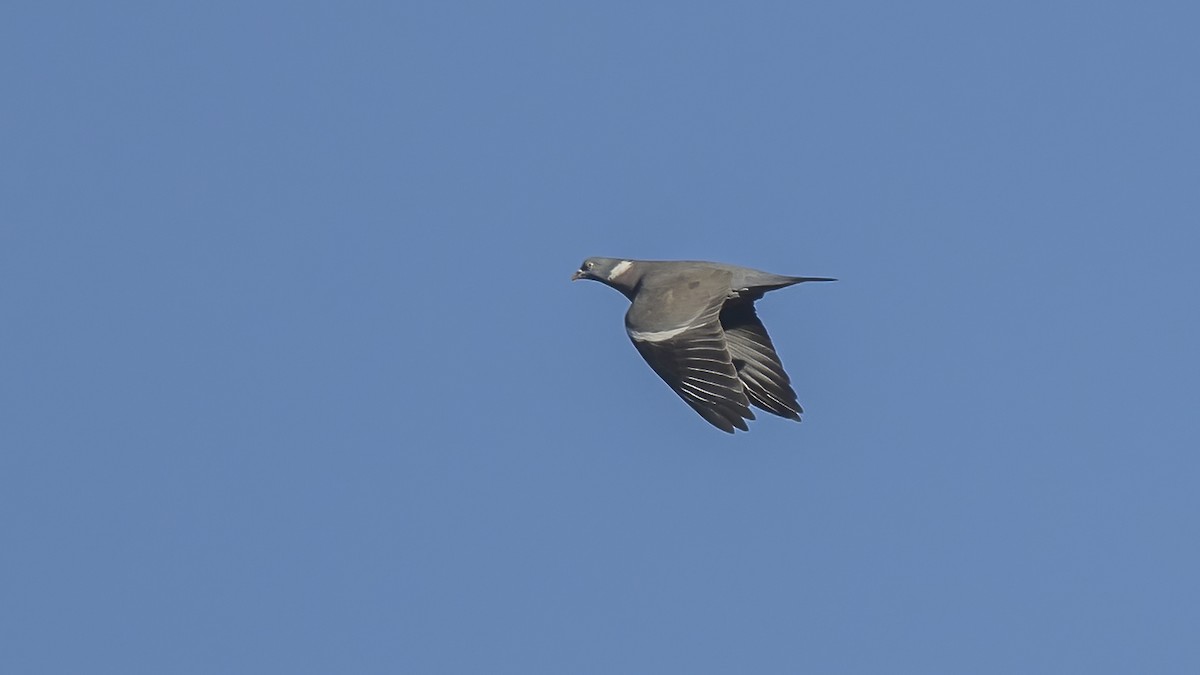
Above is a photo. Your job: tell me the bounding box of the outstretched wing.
[629,319,754,433]
[720,300,803,421]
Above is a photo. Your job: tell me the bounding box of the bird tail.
[731,273,835,302]
[747,274,837,294]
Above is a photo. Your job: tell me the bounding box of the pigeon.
[572,257,835,433]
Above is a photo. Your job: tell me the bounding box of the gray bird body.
[572,257,834,433]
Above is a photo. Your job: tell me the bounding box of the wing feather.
[629,320,753,433]
[720,301,804,421]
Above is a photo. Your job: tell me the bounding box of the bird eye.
[585,261,595,270]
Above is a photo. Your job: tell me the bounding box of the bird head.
[571,257,622,282]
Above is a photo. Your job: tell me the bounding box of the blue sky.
[3,2,1198,673]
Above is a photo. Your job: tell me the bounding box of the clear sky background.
[3,2,1198,673]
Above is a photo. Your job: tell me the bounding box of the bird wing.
[720,300,803,420]
[624,269,753,432]
[628,319,754,432]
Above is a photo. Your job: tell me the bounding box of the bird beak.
[571,270,584,281]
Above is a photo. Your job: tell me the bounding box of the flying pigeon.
[572,257,834,433]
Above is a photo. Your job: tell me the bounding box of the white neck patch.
[607,260,633,281]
